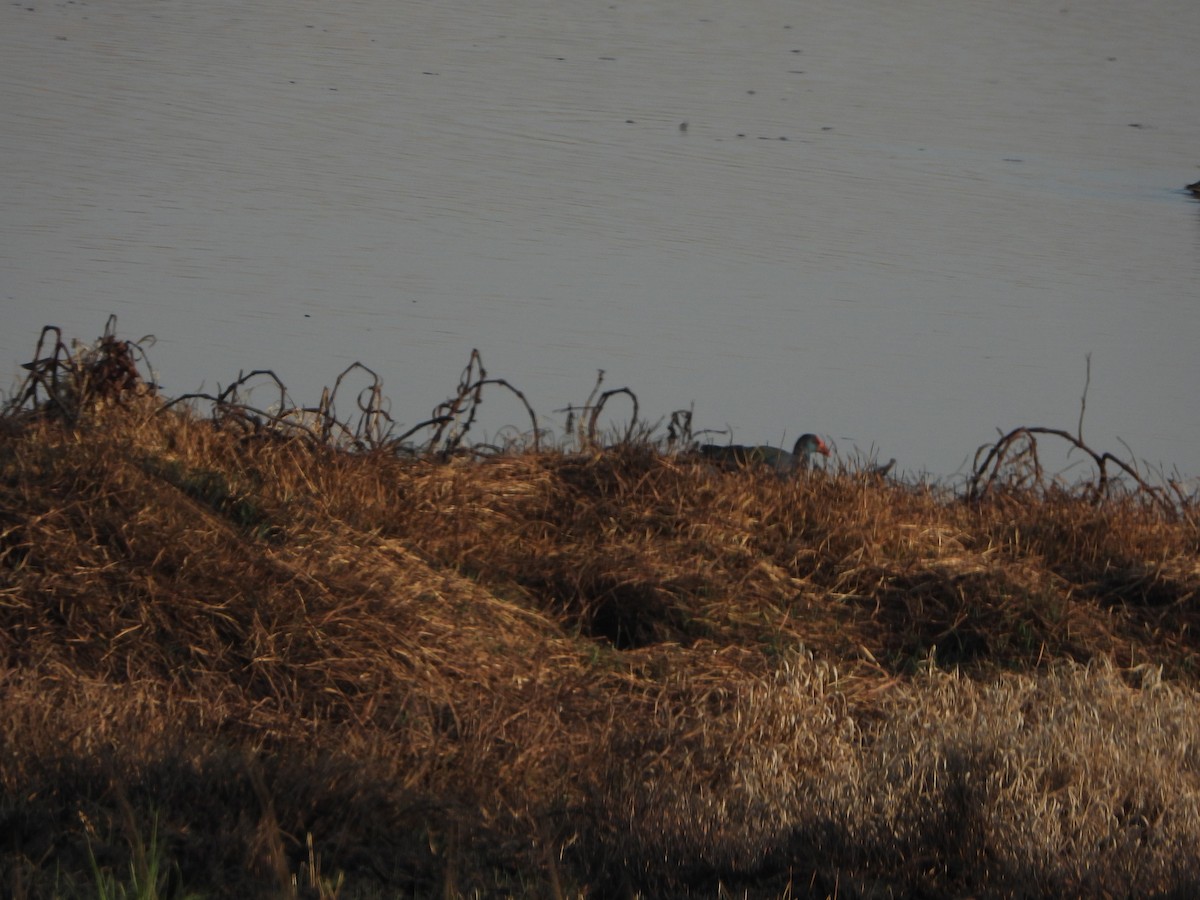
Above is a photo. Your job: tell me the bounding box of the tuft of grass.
[85,810,200,900]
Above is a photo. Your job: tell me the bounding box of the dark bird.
[1188,180,1200,198]
[867,458,896,478]
[699,433,831,475]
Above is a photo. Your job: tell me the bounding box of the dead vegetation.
[2,323,1200,898]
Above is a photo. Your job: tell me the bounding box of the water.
[3,0,1198,480]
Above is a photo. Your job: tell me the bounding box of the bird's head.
[795,433,831,458]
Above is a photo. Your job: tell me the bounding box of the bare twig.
[1077,352,1091,444]
[969,425,1175,515]
[586,387,640,446]
[394,350,539,456]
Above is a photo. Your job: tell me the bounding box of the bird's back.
[699,443,793,472]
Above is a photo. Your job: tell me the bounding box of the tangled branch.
[4,315,156,422]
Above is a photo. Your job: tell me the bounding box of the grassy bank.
[2,323,1199,898]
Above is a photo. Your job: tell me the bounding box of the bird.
[867,457,896,478]
[699,433,831,475]
[1188,180,1200,198]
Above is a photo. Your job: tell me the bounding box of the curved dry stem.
[969,425,1175,515]
[395,350,539,456]
[586,387,640,447]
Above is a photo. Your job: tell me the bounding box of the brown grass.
[2,324,1200,897]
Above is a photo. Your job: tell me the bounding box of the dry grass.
[2,324,1200,897]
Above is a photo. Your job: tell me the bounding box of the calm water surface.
[3,0,1199,479]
